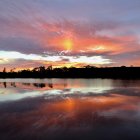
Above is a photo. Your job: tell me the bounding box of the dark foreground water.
[0,79,140,140]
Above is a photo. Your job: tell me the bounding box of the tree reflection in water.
[0,79,140,140]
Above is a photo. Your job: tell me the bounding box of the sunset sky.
[0,0,140,71]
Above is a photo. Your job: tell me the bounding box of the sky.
[0,0,140,71]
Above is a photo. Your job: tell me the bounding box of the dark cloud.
[0,59,45,71]
[60,58,70,62]
[0,37,44,54]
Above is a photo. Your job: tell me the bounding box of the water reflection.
[3,82,6,88]
[0,79,140,140]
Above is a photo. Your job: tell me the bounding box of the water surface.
[0,79,140,140]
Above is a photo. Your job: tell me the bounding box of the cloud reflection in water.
[0,79,140,140]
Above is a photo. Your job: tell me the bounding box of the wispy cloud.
[0,0,140,69]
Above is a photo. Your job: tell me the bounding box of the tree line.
[1,65,140,79]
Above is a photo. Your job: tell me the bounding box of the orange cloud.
[38,21,140,56]
[1,18,140,68]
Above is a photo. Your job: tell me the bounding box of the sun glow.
[63,39,73,50]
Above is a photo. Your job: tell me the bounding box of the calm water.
[0,79,140,140]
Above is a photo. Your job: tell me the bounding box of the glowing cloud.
[0,51,112,70]
[0,0,140,69]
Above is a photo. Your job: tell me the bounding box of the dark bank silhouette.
[1,65,140,79]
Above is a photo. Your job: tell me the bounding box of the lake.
[0,78,140,140]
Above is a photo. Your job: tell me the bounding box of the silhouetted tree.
[61,67,68,72]
[3,67,6,73]
[121,66,126,68]
[32,67,39,72]
[83,65,96,68]
[10,68,16,73]
[38,66,46,73]
[47,65,52,71]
